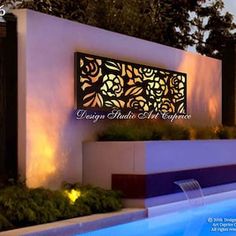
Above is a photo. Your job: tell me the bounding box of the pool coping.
[0,208,146,236]
[147,189,236,217]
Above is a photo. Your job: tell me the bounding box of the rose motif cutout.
[101,74,124,97]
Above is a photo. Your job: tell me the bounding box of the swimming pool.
[76,198,236,236]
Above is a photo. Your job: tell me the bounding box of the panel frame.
[75,52,187,115]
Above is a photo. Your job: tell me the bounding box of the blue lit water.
[76,198,236,236]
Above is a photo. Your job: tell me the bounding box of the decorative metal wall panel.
[75,52,187,114]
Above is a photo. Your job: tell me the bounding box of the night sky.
[223,0,236,22]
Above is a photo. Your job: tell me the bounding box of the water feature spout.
[174,179,205,207]
[174,179,206,236]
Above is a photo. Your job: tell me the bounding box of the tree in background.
[1,0,235,58]
[194,0,236,57]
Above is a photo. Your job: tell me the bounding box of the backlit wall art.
[75,52,187,114]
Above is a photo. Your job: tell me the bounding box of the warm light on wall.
[27,126,57,187]
[43,145,54,158]
[176,54,221,125]
[27,104,59,187]
[208,97,218,122]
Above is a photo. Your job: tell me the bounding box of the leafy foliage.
[193,0,236,58]
[1,0,235,58]
[0,213,13,231]
[98,121,191,141]
[97,121,236,141]
[63,183,123,214]
[215,126,236,139]
[0,183,122,232]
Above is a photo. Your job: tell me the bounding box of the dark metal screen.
[75,52,187,114]
[222,41,236,125]
[0,14,18,183]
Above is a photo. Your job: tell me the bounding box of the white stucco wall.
[83,140,236,189]
[14,9,222,188]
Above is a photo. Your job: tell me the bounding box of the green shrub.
[191,126,236,140]
[215,126,236,139]
[153,123,190,140]
[28,188,73,223]
[0,186,66,226]
[97,122,236,141]
[0,214,13,231]
[0,183,122,232]
[191,126,218,140]
[98,121,191,141]
[98,121,153,141]
[75,186,122,214]
[0,186,37,227]
[62,183,122,214]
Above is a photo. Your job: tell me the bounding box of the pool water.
[76,198,236,236]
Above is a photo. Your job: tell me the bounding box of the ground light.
[64,189,81,203]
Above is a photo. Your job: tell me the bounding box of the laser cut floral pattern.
[101,74,124,97]
[76,53,187,114]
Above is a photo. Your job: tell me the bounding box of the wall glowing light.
[27,103,59,188]
[75,52,187,114]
